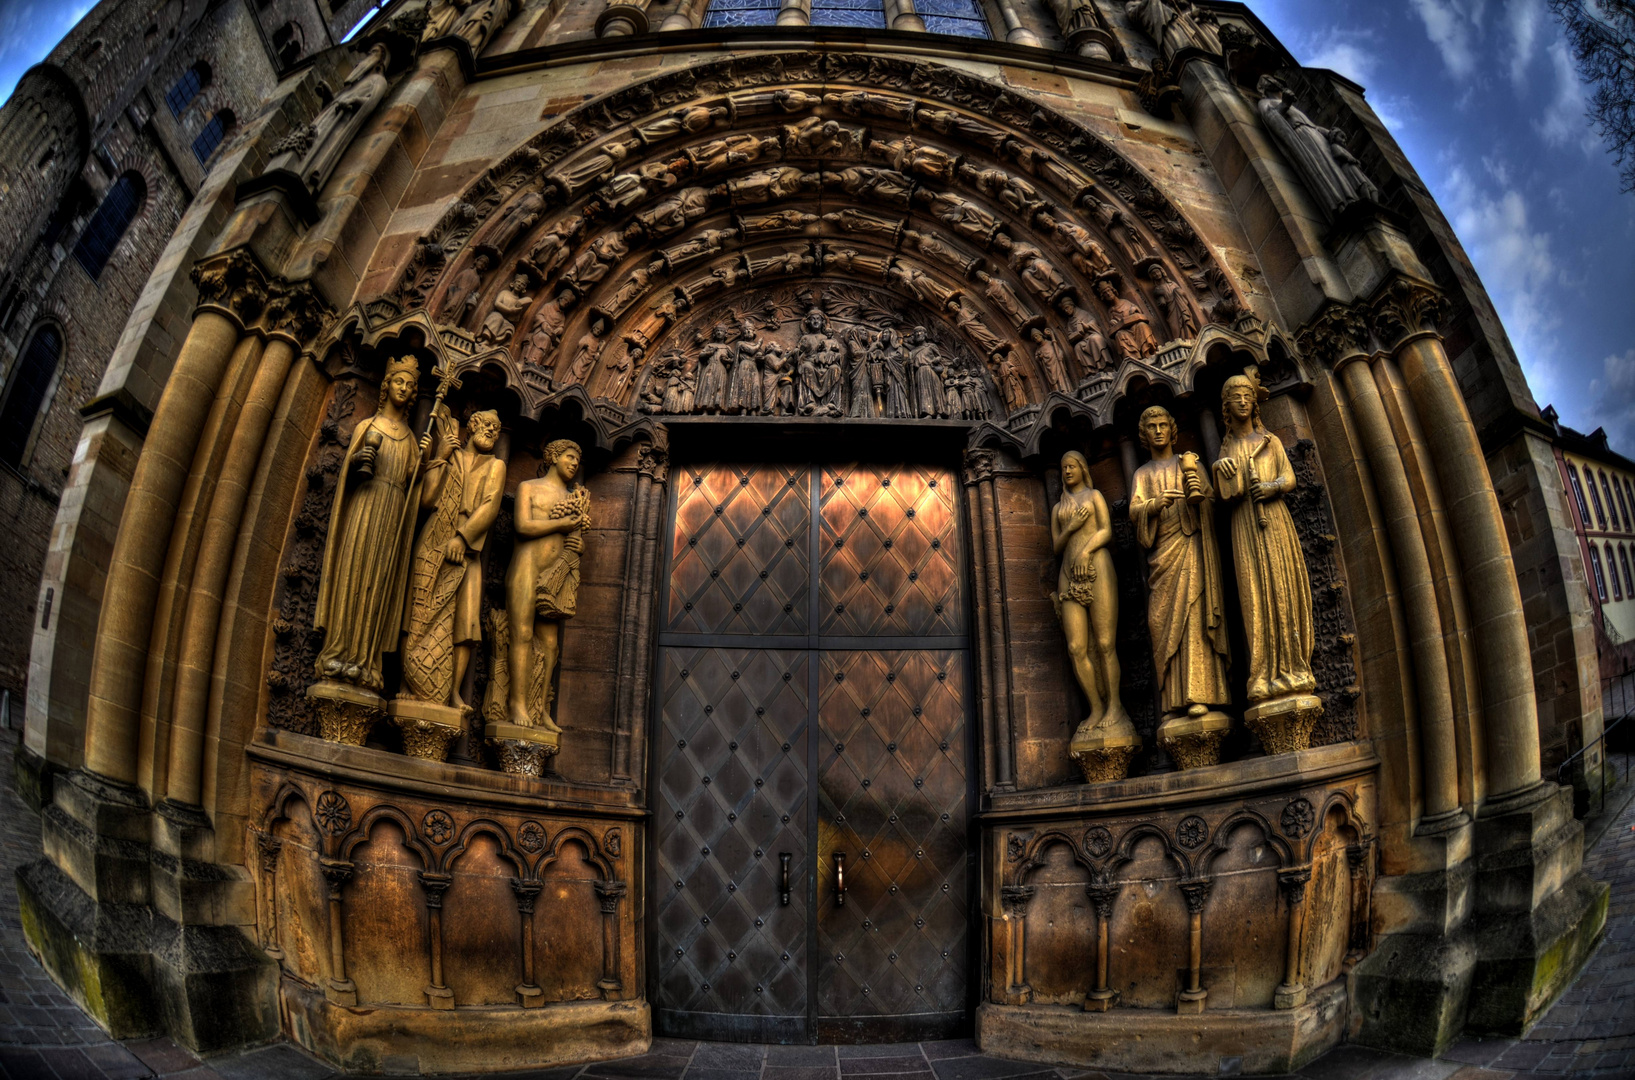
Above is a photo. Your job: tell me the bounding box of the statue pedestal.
[1070,727,1142,783]
[485,722,561,777]
[308,681,384,746]
[1158,710,1233,770]
[389,699,468,762]
[1245,694,1323,756]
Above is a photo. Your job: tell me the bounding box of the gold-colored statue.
[1129,406,1233,768]
[310,357,430,743]
[1213,370,1322,754]
[486,438,589,772]
[1053,450,1139,782]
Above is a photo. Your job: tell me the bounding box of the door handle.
[780,853,791,906]
[834,852,847,907]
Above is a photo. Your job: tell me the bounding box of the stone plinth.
[1070,728,1142,783]
[308,682,384,746]
[1158,711,1233,770]
[1245,695,1323,756]
[485,722,561,777]
[389,699,467,762]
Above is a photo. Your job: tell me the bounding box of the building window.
[811,0,885,27]
[1567,464,1591,526]
[1609,544,1623,600]
[702,0,783,26]
[915,0,989,36]
[1587,467,1607,528]
[71,173,146,280]
[192,111,234,166]
[1590,544,1608,602]
[164,62,211,118]
[1626,478,1635,530]
[1621,545,1634,599]
[1601,471,1622,532]
[0,324,61,467]
[272,21,305,66]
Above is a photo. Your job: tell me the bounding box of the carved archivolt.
[376,53,1258,432]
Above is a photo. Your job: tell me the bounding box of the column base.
[1350,931,1476,1057]
[518,983,544,1008]
[11,741,61,812]
[1177,987,1207,1014]
[1082,988,1115,1012]
[1272,982,1306,1009]
[1070,723,1141,783]
[426,984,455,1010]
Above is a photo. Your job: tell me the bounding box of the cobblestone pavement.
[2,725,1631,1080]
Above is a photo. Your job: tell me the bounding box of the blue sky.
[0,0,1629,450]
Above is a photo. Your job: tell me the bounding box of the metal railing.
[1560,675,1634,819]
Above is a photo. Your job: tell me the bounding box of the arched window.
[192,110,234,166]
[914,0,990,36]
[272,21,305,67]
[1625,478,1635,529]
[0,323,62,467]
[1600,471,1621,531]
[72,173,146,280]
[1608,544,1622,600]
[1589,545,1608,602]
[1621,544,1634,599]
[1616,476,1632,532]
[164,62,211,118]
[703,0,793,26]
[1587,467,1607,529]
[1567,464,1592,527]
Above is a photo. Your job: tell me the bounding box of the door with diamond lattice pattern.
[654,462,971,1043]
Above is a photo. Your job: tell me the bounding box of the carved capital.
[1000,883,1035,918]
[594,878,628,914]
[963,448,997,487]
[511,878,543,914]
[1371,277,1449,352]
[256,833,283,873]
[319,856,354,895]
[191,249,269,328]
[418,871,454,908]
[1178,878,1213,915]
[637,442,670,483]
[1346,839,1373,879]
[1277,866,1313,906]
[1295,302,1371,369]
[1085,880,1119,920]
[264,279,334,348]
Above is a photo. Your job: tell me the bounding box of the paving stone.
[765,1048,838,1067]
[762,1068,841,1080]
[691,1046,767,1070]
[840,1057,928,1075]
[838,1046,924,1060]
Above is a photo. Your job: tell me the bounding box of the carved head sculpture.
[805,309,828,333]
[738,319,757,341]
[1221,369,1267,429]
[542,438,583,482]
[1060,450,1092,493]
[1094,280,1122,307]
[910,325,929,345]
[1138,405,1177,452]
[710,325,730,344]
[468,410,501,451]
[378,356,420,410]
[1147,263,1172,284]
[1256,75,1287,102]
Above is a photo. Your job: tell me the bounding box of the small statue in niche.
[662,352,697,414]
[520,290,574,368]
[976,271,1037,328]
[1095,279,1159,359]
[761,342,795,416]
[1148,263,1199,342]
[451,0,515,53]
[423,0,469,40]
[501,439,590,737]
[562,231,628,293]
[476,275,532,347]
[266,44,390,194]
[1008,243,1069,304]
[483,187,546,256]
[696,326,733,414]
[635,103,728,145]
[1085,191,1149,263]
[441,251,492,327]
[908,326,948,418]
[400,409,507,711]
[525,217,584,279]
[726,320,764,415]
[1124,0,1221,59]
[846,330,874,418]
[1030,327,1071,393]
[950,298,1009,358]
[1045,213,1114,277]
[992,349,1028,412]
[1328,127,1381,205]
[1053,450,1139,781]
[1255,76,1378,218]
[869,329,913,418]
[564,316,609,384]
[1129,406,1233,767]
[606,342,640,402]
[1213,369,1322,753]
[785,117,860,159]
[313,357,429,693]
[1056,295,1114,374]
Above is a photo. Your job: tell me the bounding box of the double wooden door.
[653,462,972,1042]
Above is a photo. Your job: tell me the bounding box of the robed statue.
[313,356,429,691]
[1214,369,1321,751]
[1129,407,1232,759]
[266,43,391,194]
[399,409,506,709]
[1053,451,1138,779]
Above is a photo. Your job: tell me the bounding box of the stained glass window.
[915,0,989,37]
[0,324,60,466]
[811,0,886,29]
[702,0,781,28]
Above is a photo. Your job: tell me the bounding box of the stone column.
[1373,281,1543,806]
[999,884,1034,1002]
[612,441,668,783]
[992,0,1043,47]
[81,257,262,787]
[595,879,627,998]
[420,871,455,1009]
[257,834,284,960]
[321,857,357,1006]
[1084,880,1117,1011]
[513,880,543,1007]
[964,449,1014,790]
[775,0,811,25]
[1177,879,1211,1013]
[596,0,651,35]
[1275,866,1311,1009]
[884,0,925,31]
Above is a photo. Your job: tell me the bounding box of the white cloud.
[1536,40,1599,154]
[1409,0,1488,79]
[1585,350,1635,456]
[1505,0,1545,85]
[1440,160,1568,405]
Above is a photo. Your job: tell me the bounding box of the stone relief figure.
[553,138,636,197]
[1045,213,1114,277]
[1148,263,1199,342]
[743,209,820,236]
[1328,127,1381,205]
[993,350,1027,412]
[688,132,779,174]
[833,166,916,206]
[483,188,546,256]
[1129,407,1233,764]
[977,271,1036,328]
[422,0,469,39]
[606,260,666,317]
[476,275,532,347]
[908,327,949,418]
[824,208,903,242]
[1008,242,1069,303]
[400,410,506,709]
[1085,191,1149,263]
[962,164,1044,218]
[797,309,845,416]
[696,326,733,413]
[503,439,590,734]
[1095,279,1159,359]
[888,261,960,310]
[313,357,428,691]
[1030,327,1071,392]
[441,252,492,326]
[635,103,728,145]
[930,192,1002,244]
[1213,369,1321,749]
[525,217,583,279]
[916,107,1009,152]
[1056,295,1114,374]
[785,117,862,159]
[760,342,795,415]
[1124,0,1221,59]
[565,317,609,384]
[662,353,697,414]
[597,162,677,215]
[562,231,628,293]
[827,89,916,122]
[723,166,807,204]
[877,136,957,182]
[1053,450,1138,779]
[521,290,574,368]
[1256,76,1377,217]
[452,0,515,53]
[951,298,1008,357]
[266,44,390,193]
[726,320,765,414]
[606,342,639,401]
[664,226,737,267]
[846,330,874,417]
